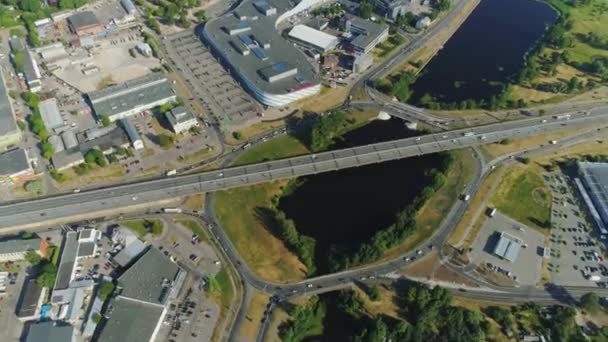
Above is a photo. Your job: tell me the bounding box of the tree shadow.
[528,217,551,229]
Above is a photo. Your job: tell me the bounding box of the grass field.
[238,290,271,340]
[121,219,163,237]
[233,135,310,167]
[491,164,552,234]
[175,219,211,244]
[209,266,238,342]
[181,194,204,210]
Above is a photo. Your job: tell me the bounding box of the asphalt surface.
[1,106,607,230]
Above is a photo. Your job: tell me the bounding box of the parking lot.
[470,212,546,286]
[0,262,27,342]
[544,172,608,287]
[163,31,259,128]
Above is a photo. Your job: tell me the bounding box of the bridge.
[1,107,607,230]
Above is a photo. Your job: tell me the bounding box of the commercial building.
[121,0,136,15]
[288,24,339,52]
[353,53,373,73]
[68,11,103,36]
[98,248,183,342]
[113,239,146,267]
[0,148,33,182]
[493,232,521,262]
[342,16,389,54]
[0,236,43,262]
[202,0,322,107]
[575,162,608,237]
[24,321,75,342]
[15,278,44,321]
[0,68,21,149]
[120,118,144,150]
[24,49,42,92]
[39,98,64,130]
[166,106,199,134]
[87,73,176,122]
[373,0,411,20]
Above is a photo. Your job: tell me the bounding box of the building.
[307,17,329,31]
[416,16,432,29]
[87,74,176,122]
[343,16,389,54]
[24,321,75,342]
[0,148,33,183]
[136,42,152,56]
[493,232,521,262]
[0,68,21,149]
[24,49,42,92]
[165,106,199,134]
[120,118,144,150]
[15,278,43,321]
[67,11,103,36]
[0,236,43,262]
[353,53,373,73]
[39,98,64,130]
[121,0,136,15]
[373,0,411,20]
[113,239,146,268]
[576,162,608,237]
[202,0,322,107]
[48,135,65,153]
[98,248,182,342]
[288,24,339,52]
[54,231,79,292]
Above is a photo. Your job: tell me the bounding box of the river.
[409,0,557,104]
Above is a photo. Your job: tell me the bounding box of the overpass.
[1,107,607,229]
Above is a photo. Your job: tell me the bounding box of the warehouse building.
[87,74,176,122]
[342,16,389,54]
[24,321,75,342]
[39,98,64,130]
[575,162,608,237]
[492,232,521,263]
[120,118,144,150]
[0,69,21,149]
[373,0,411,20]
[166,106,199,134]
[0,236,43,262]
[202,0,322,107]
[0,148,33,183]
[68,11,103,36]
[288,24,339,52]
[24,50,42,92]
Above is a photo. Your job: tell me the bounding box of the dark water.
[278,119,446,269]
[410,0,557,103]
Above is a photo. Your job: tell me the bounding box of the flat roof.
[87,73,175,118]
[203,0,320,96]
[288,24,338,51]
[15,278,42,318]
[54,231,78,290]
[117,247,179,304]
[346,15,389,50]
[120,118,141,144]
[114,240,146,267]
[79,228,93,240]
[0,148,30,177]
[68,11,100,29]
[97,296,164,342]
[578,162,608,229]
[0,68,19,139]
[39,98,63,130]
[0,236,40,254]
[25,321,74,342]
[493,232,521,262]
[77,241,95,257]
[166,106,196,125]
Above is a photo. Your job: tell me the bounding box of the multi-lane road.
[1,107,608,230]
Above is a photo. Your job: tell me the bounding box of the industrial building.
[24,321,75,342]
[493,232,521,262]
[39,98,63,130]
[288,24,339,52]
[15,278,43,321]
[165,106,199,134]
[120,118,144,150]
[353,53,374,73]
[575,162,608,237]
[68,11,103,36]
[98,248,183,342]
[121,0,136,15]
[202,0,322,107]
[87,73,176,122]
[342,16,389,54]
[0,148,33,183]
[10,38,43,92]
[0,236,43,262]
[0,68,21,149]
[373,0,412,20]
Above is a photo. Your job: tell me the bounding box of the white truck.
[462,194,471,201]
[166,169,177,176]
[162,208,183,213]
[488,208,497,217]
[463,132,475,137]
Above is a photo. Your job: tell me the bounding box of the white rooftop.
[288,24,339,51]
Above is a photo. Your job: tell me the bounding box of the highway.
[1,107,608,230]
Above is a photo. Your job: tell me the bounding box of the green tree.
[25,250,42,265]
[580,292,600,314]
[159,102,174,114]
[92,312,102,324]
[24,179,44,194]
[98,282,115,301]
[158,134,174,147]
[368,285,380,301]
[41,141,54,159]
[359,0,373,19]
[100,114,111,127]
[36,263,57,288]
[232,131,243,140]
[84,148,107,167]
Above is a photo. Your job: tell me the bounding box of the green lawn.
[233,135,309,166]
[492,166,552,233]
[121,219,163,237]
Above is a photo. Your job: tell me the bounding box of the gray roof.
[15,278,42,318]
[25,321,74,342]
[203,0,320,96]
[68,11,100,30]
[113,239,146,267]
[77,241,95,257]
[55,231,78,290]
[24,49,41,84]
[493,232,521,262]
[346,16,389,50]
[39,98,63,130]
[97,296,164,342]
[120,118,141,144]
[166,106,196,126]
[579,162,608,227]
[87,73,175,119]
[9,37,27,52]
[0,68,20,140]
[0,148,30,177]
[117,247,179,304]
[0,237,40,254]
[79,228,93,240]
